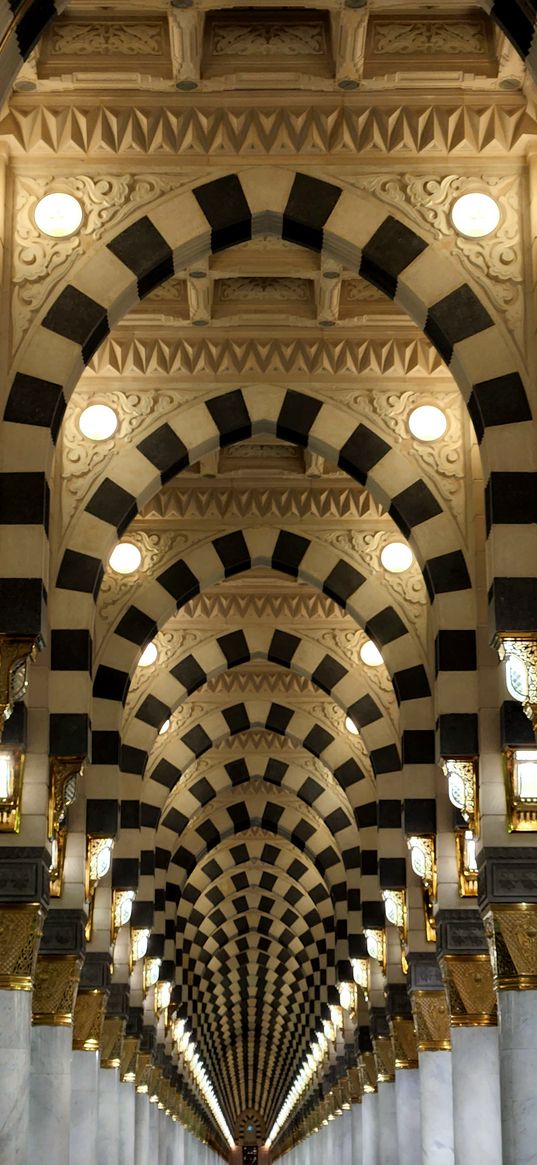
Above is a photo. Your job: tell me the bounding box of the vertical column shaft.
[70,1050,99,1165]
[26,1024,72,1165]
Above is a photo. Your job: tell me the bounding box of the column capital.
[478,847,537,990]
[408,953,450,1051]
[385,986,418,1069]
[436,909,496,1025]
[0,848,50,989]
[33,907,85,1024]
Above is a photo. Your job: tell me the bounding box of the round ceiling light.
[34,192,84,238]
[108,542,142,575]
[79,404,118,442]
[345,715,360,736]
[360,640,383,667]
[451,192,500,239]
[139,642,158,668]
[408,404,447,443]
[381,542,413,574]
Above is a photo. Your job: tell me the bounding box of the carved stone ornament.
[411,990,451,1052]
[101,1015,125,1068]
[0,903,44,990]
[496,636,537,736]
[440,954,496,1026]
[72,988,108,1051]
[390,1017,418,1069]
[32,954,82,1025]
[483,904,537,991]
[121,1035,139,1083]
[373,1036,395,1083]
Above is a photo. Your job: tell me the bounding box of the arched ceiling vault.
[3,5,536,1153]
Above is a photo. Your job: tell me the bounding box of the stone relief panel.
[346,172,524,357]
[10,172,206,355]
[48,22,164,56]
[55,389,189,544]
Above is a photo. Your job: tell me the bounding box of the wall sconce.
[503,746,537,831]
[351,957,370,999]
[85,836,114,940]
[48,755,84,897]
[155,979,172,1016]
[364,928,386,974]
[497,635,537,731]
[130,927,150,970]
[0,635,39,739]
[455,828,478,896]
[338,979,359,1018]
[382,890,408,973]
[442,758,479,834]
[143,956,162,993]
[0,746,24,832]
[407,835,437,897]
[111,889,135,941]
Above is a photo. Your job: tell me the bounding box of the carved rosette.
[373,1035,395,1083]
[33,955,82,1025]
[390,1017,418,1069]
[483,904,537,991]
[101,1016,125,1068]
[0,903,44,990]
[440,954,496,1025]
[120,1035,139,1082]
[72,989,108,1051]
[411,990,451,1052]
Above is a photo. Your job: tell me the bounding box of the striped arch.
[159,835,342,1125]
[4,168,531,648]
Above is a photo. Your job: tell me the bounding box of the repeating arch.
[4,169,531,652]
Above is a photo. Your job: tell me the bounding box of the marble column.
[97,1066,120,1165]
[409,954,454,1165]
[351,1101,363,1165]
[119,1080,136,1165]
[70,1050,99,1165]
[437,909,502,1165]
[377,1082,398,1165]
[134,1091,150,1165]
[0,989,32,1165]
[362,1093,380,1165]
[26,1024,72,1165]
[497,988,537,1165]
[394,1070,421,1165]
[340,1108,353,1165]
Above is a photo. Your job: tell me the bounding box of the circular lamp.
[345,714,359,736]
[139,642,158,668]
[34,192,83,238]
[360,640,383,667]
[451,191,500,239]
[408,404,447,442]
[159,718,170,735]
[79,404,118,441]
[109,543,142,575]
[381,542,413,573]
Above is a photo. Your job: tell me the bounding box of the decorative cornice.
[2,97,535,157]
[85,334,444,380]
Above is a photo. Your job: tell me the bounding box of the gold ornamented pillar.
[437,909,501,1165]
[408,953,454,1165]
[480,848,537,1165]
[348,1064,363,1165]
[70,952,111,1165]
[28,908,85,1165]
[385,984,421,1165]
[0,846,48,1165]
